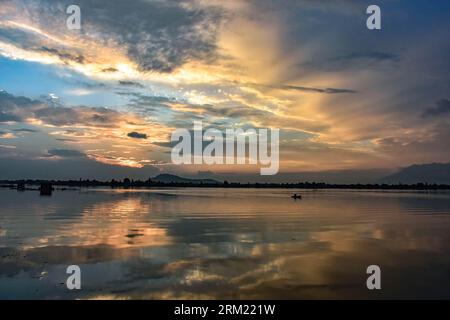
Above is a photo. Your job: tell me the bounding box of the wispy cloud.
[47,148,86,158]
[251,83,357,94]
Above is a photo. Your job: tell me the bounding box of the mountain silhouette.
[152,174,221,184]
[379,163,450,184]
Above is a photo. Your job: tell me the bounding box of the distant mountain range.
[151,174,221,184]
[2,166,450,189]
[379,163,450,184]
[154,164,450,185]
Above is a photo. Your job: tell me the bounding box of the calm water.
[1,188,450,299]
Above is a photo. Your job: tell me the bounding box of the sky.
[0,0,449,182]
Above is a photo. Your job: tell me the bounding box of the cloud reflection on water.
[1,188,450,299]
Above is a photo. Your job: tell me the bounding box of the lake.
[1,188,450,299]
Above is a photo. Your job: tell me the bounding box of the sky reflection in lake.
[1,188,450,299]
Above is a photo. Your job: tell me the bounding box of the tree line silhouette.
[1,178,449,190]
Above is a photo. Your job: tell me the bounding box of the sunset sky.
[0,0,449,182]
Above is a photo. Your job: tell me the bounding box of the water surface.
[1,188,450,299]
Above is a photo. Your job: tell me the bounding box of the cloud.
[271,84,357,94]
[39,46,85,64]
[194,104,328,133]
[0,90,135,128]
[374,123,450,166]
[0,90,173,169]
[0,111,22,122]
[71,81,107,90]
[84,0,221,72]
[242,82,356,94]
[0,144,16,149]
[34,106,126,127]
[0,131,15,138]
[13,128,38,133]
[101,67,118,73]
[47,149,86,158]
[118,91,329,133]
[301,51,402,73]
[334,52,401,63]
[0,0,223,73]
[127,132,148,140]
[118,81,144,88]
[0,91,41,122]
[422,99,450,118]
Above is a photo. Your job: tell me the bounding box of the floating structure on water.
[17,182,25,192]
[39,183,53,196]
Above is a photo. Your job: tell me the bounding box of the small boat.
[291,193,302,199]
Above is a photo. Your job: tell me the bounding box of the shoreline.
[1,180,450,190]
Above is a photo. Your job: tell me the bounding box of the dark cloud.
[277,84,357,94]
[301,51,402,72]
[84,0,222,72]
[0,26,85,65]
[0,91,39,109]
[39,46,85,64]
[127,131,148,139]
[334,52,401,63]
[0,22,45,49]
[0,91,39,122]
[33,106,121,127]
[47,149,86,158]
[101,67,118,73]
[13,128,38,133]
[117,92,175,115]
[121,92,173,104]
[118,81,144,88]
[0,90,128,128]
[245,0,364,14]
[73,81,107,89]
[0,112,22,123]
[8,0,223,73]
[422,99,450,118]
[247,83,357,94]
